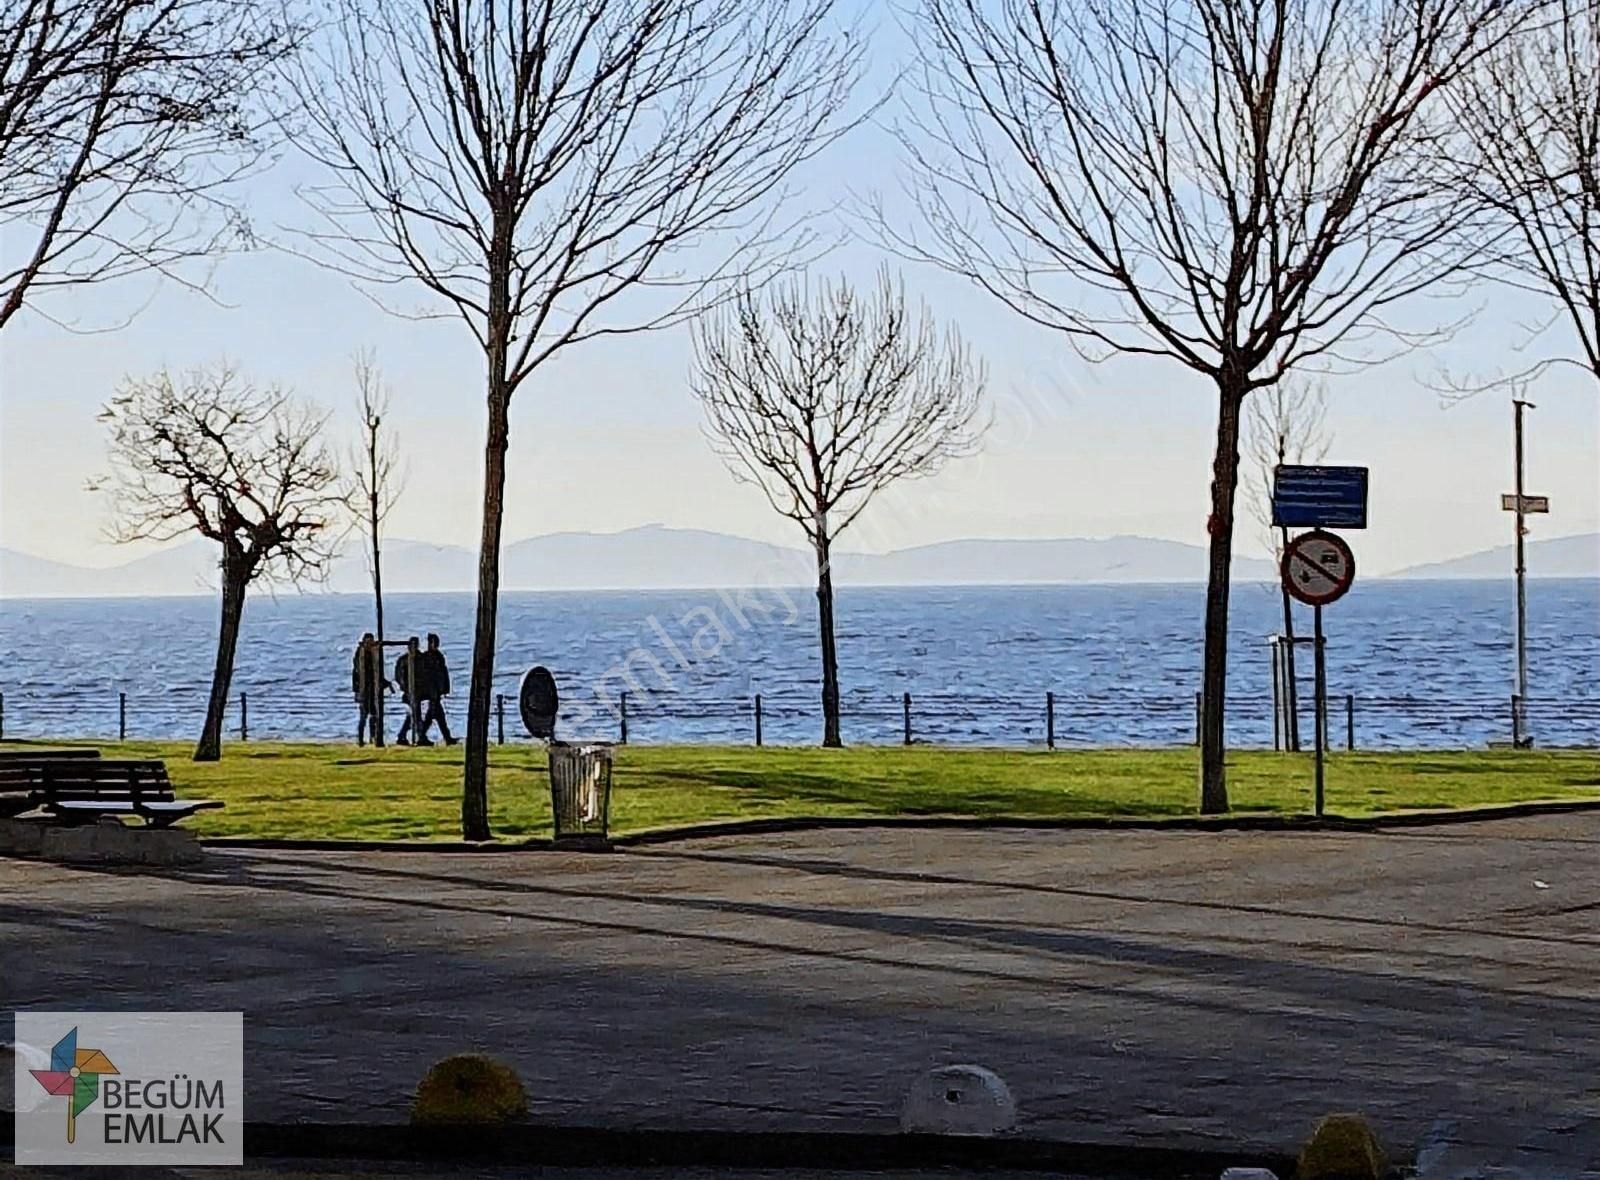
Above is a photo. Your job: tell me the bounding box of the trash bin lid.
[519,666,559,737]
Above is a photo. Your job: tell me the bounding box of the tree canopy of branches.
[96,365,341,761]
[1451,0,1600,385]
[345,350,404,746]
[292,0,860,839]
[692,270,986,746]
[898,0,1541,811]
[1244,377,1331,554]
[0,0,292,329]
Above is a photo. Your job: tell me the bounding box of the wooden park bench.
[0,748,101,760]
[0,758,222,828]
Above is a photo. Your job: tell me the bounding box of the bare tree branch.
[0,0,296,329]
[892,0,1545,812]
[287,0,862,838]
[1447,0,1600,388]
[92,363,341,759]
[692,267,987,745]
[1243,373,1331,555]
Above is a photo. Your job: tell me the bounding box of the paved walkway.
[5,816,1600,1167]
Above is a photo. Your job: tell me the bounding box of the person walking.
[419,632,458,745]
[351,633,388,746]
[395,636,433,746]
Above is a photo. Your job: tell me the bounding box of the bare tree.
[290,0,859,839]
[0,0,292,329]
[345,350,405,747]
[1450,0,1600,387]
[1244,377,1331,553]
[894,0,1539,811]
[1243,375,1331,752]
[95,365,341,761]
[692,270,986,746]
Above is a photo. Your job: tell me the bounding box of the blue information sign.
[1271,465,1368,529]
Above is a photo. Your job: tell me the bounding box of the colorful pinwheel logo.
[30,1027,119,1144]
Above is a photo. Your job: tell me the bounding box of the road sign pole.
[1513,397,1531,746]
[1313,604,1326,818]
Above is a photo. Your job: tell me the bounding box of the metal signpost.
[1282,529,1356,816]
[1501,397,1547,748]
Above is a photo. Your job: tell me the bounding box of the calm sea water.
[0,579,1595,749]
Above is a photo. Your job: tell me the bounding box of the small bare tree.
[1244,376,1331,752]
[291,0,860,838]
[1450,0,1600,387]
[95,365,341,761]
[345,350,405,747]
[692,270,986,746]
[895,0,1541,811]
[1245,378,1332,554]
[0,0,292,329]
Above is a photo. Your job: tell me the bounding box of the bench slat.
[2,755,218,828]
[0,749,101,761]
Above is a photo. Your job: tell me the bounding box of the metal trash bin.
[548,741,613,847]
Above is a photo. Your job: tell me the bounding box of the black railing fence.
[1,684,1596,751]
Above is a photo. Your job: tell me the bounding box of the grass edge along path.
[7,740,1598,843]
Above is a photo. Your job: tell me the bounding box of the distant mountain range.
[1,526,1593,598]
[1385,531,1600,579]
[1,526,1277,597]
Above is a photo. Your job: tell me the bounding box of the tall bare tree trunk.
[196,561,247,762]
[1200,384,1244,812]
[463,386,506,840]
[463,230,512,841]
[813,531,842,748]
[369,437,387,748]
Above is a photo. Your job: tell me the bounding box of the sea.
[0,579,1595,749]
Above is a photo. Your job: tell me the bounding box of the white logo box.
[13,1012,243,1166]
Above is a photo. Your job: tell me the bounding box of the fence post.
[239,692,248,742]
[1345,694,1354,751]
[1046,691,1055,751]
[902,692,912,746]
[119,691,127,742]
[496,694,505,745]
[754,694,763,747]
[1194,691,1202,746]
[1270,641,1283,752]
[620,691,629,745]
[1,690,6,740]
[1511,693,1523,747]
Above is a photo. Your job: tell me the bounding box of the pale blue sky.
[1,21,1596,579]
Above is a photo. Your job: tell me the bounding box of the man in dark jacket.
[395,636,433,746]
[419,632,457,745]
[351,633,388,746]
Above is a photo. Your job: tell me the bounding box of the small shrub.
[1298,1112,1385,1180]
[409,1054,528,1126]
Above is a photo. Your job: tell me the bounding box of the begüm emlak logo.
[15,1011,244,1166]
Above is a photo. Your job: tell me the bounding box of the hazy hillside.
[839,536,1276,585]
[0,549,91,599]
[1388,533,1600,580]
[2,526,1280,596]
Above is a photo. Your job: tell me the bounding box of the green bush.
[410,1054,528,1126]
[1298,1112,1386,1180]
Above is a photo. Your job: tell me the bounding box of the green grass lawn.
[24,740,1600,842]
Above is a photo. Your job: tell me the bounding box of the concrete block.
[901,1063,1016,1136]
[38,822,202,867]
[0,818,46,856]
[1221,1170,1280,1180]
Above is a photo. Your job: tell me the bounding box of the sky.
[1,18,1596,580]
